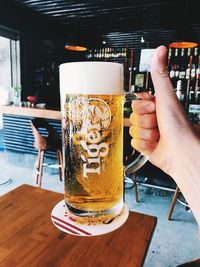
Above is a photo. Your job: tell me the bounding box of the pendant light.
[64,30,88,52]
[169,42,198,49]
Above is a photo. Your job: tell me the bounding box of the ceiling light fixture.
[169,42,198,49]
[64,30,88,52]
[64,45,87,52]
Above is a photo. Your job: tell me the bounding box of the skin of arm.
[129,46,200,225]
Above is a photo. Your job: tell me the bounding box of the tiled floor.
[0,150,199,267]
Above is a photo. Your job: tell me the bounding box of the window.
[0,36,12,89]
[0,26,20,100]
[0,26,20,128]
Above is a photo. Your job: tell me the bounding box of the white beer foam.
[59,61,124,96]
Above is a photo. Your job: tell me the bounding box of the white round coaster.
[51,200,129,237]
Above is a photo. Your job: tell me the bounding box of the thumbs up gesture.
[130,46,198,176]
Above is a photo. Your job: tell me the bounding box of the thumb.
[151,46,177,103]
[151,46,191,130]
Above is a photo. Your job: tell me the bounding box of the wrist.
[168,133,200,225]
[169,130,200,180]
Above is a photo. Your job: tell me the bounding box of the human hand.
[129,46,199,176]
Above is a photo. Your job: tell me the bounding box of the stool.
[31,118,63,187]
[167,186,190,220]
[167,186,180,220]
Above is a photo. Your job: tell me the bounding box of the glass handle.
[124,153,148,178]
[124,92,148,178]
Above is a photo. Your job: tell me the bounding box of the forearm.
[169,135,200,226]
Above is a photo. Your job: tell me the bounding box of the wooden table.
[0,185,157,267]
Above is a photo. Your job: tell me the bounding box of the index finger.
[132,100,156,115]
[134,92,154,101]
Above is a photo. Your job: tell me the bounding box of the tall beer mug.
[60,62,124,223]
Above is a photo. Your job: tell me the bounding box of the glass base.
[65,200,124,224]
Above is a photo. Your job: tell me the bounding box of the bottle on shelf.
[193,47,199,67]
[148,87,154,96]
[179,65,186,80]
[195,55,200,92]
[169,64,175,79]
[181,48,184,57]
[195,90,200,105]
[128,49,134,91]
[185,64,191,80]
[187,48,192,64]
[167,47,172,67]
[175,64,180,80]
[189,64,197,93]
[175,48,179,58]
[169,64,178,89]
[188,87,200,124]
[176,80,184,104]
[189,89,196,105]
[191,64,196,80]
[185,49,195,108]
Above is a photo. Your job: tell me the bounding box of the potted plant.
[13,85,22,106]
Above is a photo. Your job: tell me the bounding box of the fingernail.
[157,46,167,61]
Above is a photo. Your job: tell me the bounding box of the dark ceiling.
[10,0,200,33]
[1,0,199,60]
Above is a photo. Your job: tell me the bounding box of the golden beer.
[60,62,124,223]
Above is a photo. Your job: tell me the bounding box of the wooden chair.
[168,185,190,220]
[132,171,189,221]
[31,118,63,187]
[167,186,180,220]
[125,158,182,220]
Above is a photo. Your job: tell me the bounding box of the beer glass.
[60,62,124,223]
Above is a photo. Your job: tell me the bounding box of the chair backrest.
[31,118,61,151]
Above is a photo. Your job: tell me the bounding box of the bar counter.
[0,105,62,157]
[0,105,62,120]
